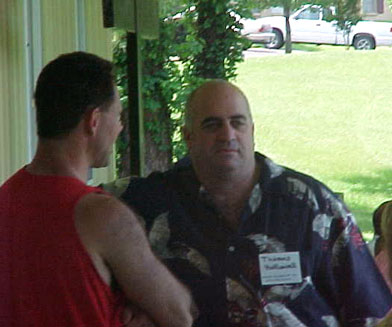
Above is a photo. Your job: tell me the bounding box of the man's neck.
[27,138,89,182]
[198,160,260,229]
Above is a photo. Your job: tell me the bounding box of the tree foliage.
[188,0,249,79]
[113,21,189,176]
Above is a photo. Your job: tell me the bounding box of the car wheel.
[265,28,284,49]
[353,35,375,50]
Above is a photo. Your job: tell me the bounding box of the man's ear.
[84,108,101,136]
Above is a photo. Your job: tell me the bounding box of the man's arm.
[74,193,195,327]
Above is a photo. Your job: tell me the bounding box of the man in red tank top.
[0,52,195,327]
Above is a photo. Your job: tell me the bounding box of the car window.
[322,8,333,21]
[296,7,321,20]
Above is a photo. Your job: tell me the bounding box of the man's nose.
[217,122,235,141]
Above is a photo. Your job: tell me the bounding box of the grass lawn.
[234,45,392,239]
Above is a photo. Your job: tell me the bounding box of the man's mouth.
[216,148,238,153]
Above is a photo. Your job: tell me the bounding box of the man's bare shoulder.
[75,192,132,221]
[74,192,143,255]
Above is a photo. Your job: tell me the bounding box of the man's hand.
[122,303,156,327]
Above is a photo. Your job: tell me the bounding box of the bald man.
[121,80,392,327]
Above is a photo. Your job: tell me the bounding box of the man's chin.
[212,158,240,172]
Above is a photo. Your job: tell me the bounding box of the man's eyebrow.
[200,115,248,126]
[230,114,247,120]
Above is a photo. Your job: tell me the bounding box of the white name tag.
[259,252,302,285]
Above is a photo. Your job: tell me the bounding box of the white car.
[240,18,275,44]
[259,5,392,50]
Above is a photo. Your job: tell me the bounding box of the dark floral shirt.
[122,153,392,327]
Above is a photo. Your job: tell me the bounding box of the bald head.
[182,79,255,181]
[184,80,252,130]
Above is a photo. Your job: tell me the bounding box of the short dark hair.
[34,51,115,138]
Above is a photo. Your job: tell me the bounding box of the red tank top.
[0,168,125,326]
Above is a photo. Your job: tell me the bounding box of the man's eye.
[231,120,245,129]
[202,122,220,131]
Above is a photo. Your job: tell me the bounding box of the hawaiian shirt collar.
[198,161,263,224]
